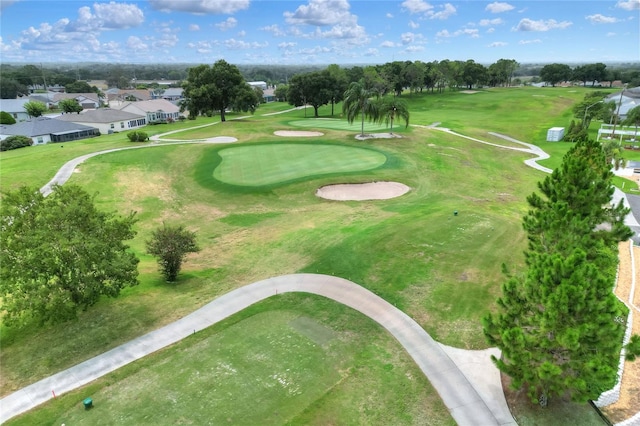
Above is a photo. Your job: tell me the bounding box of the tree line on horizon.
[2,59,639,99]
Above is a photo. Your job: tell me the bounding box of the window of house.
[110,123,115,129]
[120,122,125,129]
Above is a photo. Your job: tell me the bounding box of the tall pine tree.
[483,139,633,405]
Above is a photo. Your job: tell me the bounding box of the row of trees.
[1,184,199,326]
[483,139,636,406]
[539,62,619,87]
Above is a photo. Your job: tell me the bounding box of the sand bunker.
[316,181,410,201]
[355,133,403,141]
[274,130,324,137]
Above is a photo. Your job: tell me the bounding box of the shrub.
[127,130,149,142]
[0,135,33,151]
[0,111,16,125]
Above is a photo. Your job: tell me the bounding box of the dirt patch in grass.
[114,169,175,211]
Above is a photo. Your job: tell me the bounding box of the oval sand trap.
[274,130,324,137]
[316,181,410,201]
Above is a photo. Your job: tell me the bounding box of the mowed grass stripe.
[213,143,387,186]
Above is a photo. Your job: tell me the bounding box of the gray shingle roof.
[0,117,97,137]
[55,108,144,123]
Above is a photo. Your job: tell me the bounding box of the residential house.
[605,86,640,120]
[0,117,99,144]
[118,99,181,123]
[52,93,102,109]
[161,88,184,102]
[0,98,31,121]
[107,89,153,104]
[54,108,146,134]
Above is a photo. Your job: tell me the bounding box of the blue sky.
[0,0,638,65]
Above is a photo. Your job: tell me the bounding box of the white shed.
[546,127,565,142]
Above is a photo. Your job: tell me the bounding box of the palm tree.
[374,96,410,134]
[342,81,379,137]
[622,105,640,141]
[601,139,626,170]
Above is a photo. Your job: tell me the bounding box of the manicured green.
[213,143,387,186]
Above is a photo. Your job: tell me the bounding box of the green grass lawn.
[0,87,615,424]
[288,118,392,133]
[212,142,388,186]
[7,295,453,426]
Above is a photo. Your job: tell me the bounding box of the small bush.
[0,111,16,125]
[0,135,33,151]
[127,130,149,142]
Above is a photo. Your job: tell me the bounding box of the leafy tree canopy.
[0,185,139,326]
[23,101,47,118]
[146,223,200,282]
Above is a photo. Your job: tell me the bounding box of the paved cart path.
[0,274,515,425]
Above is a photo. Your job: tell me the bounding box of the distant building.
[117,99,181,123]
[52,93,103,109]
[248,81,268,90]
[605,86,640,120]
[0,117,99,144]
[54,109,147,134]
[0,98,31,121]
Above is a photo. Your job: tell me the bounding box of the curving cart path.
[0,274,514,425]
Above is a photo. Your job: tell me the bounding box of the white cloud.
[380,40,397,48]
[514,18,572,31]
[237,30,246,37]
[284,0,369,44]
[187,40,215,53]
[153,32,179,48]
[428,3,456,20]
[409,20,419,29]
[436,28,478,38]
[401,32,416,44]
[149,0,250,14]
[486,27,495,33]
[189,24,200,31]
[479,18,503,26]
[488,41,507,47]
[127,36,149,51]
[485,2,514,13]
[92,2,144,29]
[224,38,268,49]
[278,41,296,48]
[68,3,144,32]
[260,24,286,36]
[386,12,394,18]
[519,39,541,44]
[404,45,424,52]
[401,0,433,14]
[606,32,616,37]
[215,17,237,30]
[284,0,352,26]
[616,0,640,10]
[585,14,619,24]
[364,48,379,56]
